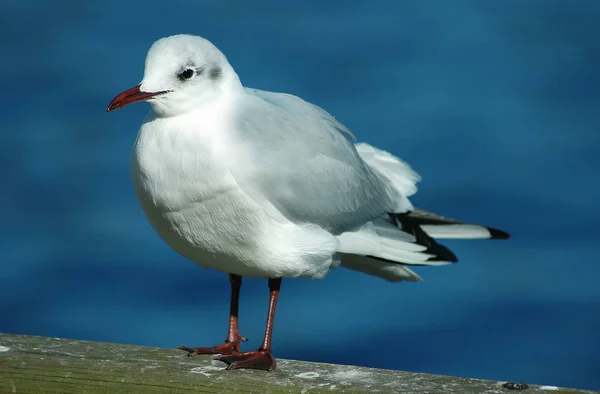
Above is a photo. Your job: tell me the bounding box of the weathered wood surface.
[0,333,595,393]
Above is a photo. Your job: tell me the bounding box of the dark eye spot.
[178,68,195,80]
[209,67,222,80]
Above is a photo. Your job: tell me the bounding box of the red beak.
[106,85,167,112]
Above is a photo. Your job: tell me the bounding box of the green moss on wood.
[0,334,594,393]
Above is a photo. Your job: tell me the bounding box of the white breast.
[130,106,267,273]
[130,100,339,279]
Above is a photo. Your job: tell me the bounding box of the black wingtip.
[425,242,458,263]
[394,212,459,263]
[488,227,510,240]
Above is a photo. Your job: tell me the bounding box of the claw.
[177,341,240,356]
[215,349,276,371]
[177,345,197,356]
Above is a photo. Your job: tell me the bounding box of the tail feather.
[340,254,423,283]
[336,218,457,268]
[338,212,509,282]
[341,143,510,282]
[398,208,510,240]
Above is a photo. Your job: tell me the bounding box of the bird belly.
[131,152,267,276]
[133,175,339,278]
[141,191,269,277]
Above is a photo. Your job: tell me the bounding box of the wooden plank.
[0,333,594,393]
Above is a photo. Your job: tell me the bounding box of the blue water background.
[1,0,599,390]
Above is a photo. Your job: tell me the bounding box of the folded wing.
[229,88,509,282]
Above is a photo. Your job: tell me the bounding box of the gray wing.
[227,88,395,234]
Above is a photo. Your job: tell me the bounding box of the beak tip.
[106,84,164,113]
[106,99,122,112]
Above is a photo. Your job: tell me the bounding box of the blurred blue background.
[1,0,599,390]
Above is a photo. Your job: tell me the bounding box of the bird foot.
[178,341,241,356]
[214,349,276,371]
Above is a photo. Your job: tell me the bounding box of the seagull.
[107,34,509,371]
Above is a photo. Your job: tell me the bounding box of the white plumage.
[115,34,508,283]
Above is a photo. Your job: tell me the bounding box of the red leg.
[215,277,281,371]
[178,274,247,356]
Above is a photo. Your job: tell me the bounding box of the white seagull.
[107,34,509,371]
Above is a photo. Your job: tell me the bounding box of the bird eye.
[178,68,195,80]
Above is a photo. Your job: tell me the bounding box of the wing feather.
[226,89,395,234]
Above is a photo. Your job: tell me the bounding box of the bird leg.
[215,277,281,371]
[178,274,246,356]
